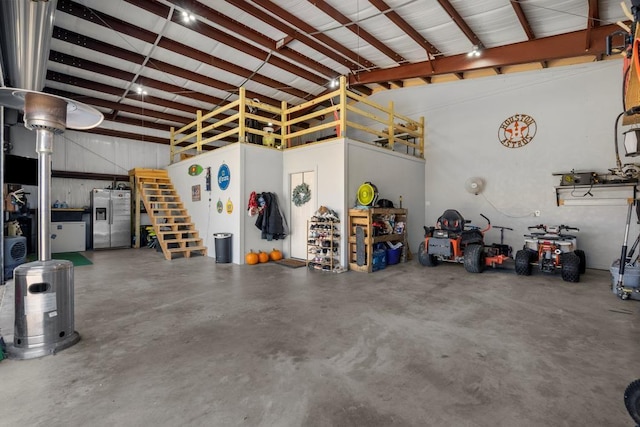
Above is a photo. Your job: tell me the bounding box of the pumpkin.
[245,250,259,265]
[269,248,283,261]
[258,251,270,263]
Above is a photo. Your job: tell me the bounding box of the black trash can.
[214,233,232,263]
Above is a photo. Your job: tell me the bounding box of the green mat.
[27,252,93,266]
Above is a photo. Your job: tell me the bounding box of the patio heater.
[0,0,103,359]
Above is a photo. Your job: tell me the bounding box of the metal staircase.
[129,168,207,260]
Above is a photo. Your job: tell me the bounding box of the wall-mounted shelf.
[555,182,637,206]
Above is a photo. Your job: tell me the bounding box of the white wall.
[283,140,347,265]
[167,144,242,264]
[346,140,426,254]
[8,126,169,208]
[243,144,285,257]
[368,60,632,270]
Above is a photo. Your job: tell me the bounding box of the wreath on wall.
[292,182,311,207]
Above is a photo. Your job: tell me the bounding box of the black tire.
[624,379,640,425]
[561,252,580,283]
[418,241,438,267]
[464,243,485,273]
[515,249,534,276]
[575,249,586,275]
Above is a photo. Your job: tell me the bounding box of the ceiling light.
[135,86,147,95]
[467,45,481,58]
[182,10,195,23]
[330,79,338,88]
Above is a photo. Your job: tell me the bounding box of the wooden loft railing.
[169,76,425,164]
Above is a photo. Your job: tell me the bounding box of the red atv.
[418,209,510,273]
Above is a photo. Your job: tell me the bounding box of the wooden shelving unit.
[348,208,407,272]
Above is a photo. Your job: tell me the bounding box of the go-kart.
[418,209,511,273]
[514,224,585,282]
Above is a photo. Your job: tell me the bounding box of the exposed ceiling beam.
[80,128,171,145]
[436,0,482,46]
[152,0,337,80]
[80,126,221,148]
[586,0,600,50]
[225,0,362,72]
[44,87,195,125]
[510,0,535,40]
[50,29,281,108]
[59,0,330,94]
[349,23,622,85]
[110,116,173,132]
[47,71,203,116]
[250,0,376,71]
[306,0,406,64]
[52,170,132,182]
[368,0,440,57]
[350,85,373,96]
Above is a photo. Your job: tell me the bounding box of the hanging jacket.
[254,192,288,240]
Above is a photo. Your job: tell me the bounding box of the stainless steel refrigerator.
[91,189,131,249]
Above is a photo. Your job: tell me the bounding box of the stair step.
[143,189,175,194]
[132,168,207,261]
[148,202,183,206]
[168,244,207,252]
[154,222,194,234]
[141,183,174,189]
[166,246,208,259]
[164,237,202,244]
[156,230,199,237]
[149,211,186,215]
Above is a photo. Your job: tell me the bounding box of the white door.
[289,171,315,260]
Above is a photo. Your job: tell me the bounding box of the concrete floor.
[0,248,638,426]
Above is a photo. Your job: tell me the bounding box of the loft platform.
[169,76,425,164]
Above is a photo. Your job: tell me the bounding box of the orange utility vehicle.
[418,210,511,273]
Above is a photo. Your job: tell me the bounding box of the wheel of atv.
[514,249,534,276]
[560,252,580,283]
[464,243,485,273]
[574,249,586,275]
[418,241,438,267]
[624,379,640,425]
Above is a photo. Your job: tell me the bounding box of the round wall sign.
[188,164,203,176]
[218,163,230,190]
[498,114,537,148]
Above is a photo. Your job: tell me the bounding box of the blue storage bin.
[372,248,387,271]
[386,247,402,265]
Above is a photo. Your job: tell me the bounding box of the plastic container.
[214,233,232,263]
[610,259,640,299]
[372,248,387,271]
[386,247,402,265]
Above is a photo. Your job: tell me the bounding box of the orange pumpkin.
[245,250,259,265]
[269,248,283,261]
[258,251,269,263]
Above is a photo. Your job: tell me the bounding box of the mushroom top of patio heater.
[0,87,103,130]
